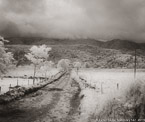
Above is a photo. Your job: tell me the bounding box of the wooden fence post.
[17,78,18,86]
[101,82,103,94]
[117,83,119,90]
[9,84,11,91]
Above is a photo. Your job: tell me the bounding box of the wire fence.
[0,77,50,94]
[0,70,63,95]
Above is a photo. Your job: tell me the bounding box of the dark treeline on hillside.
[4,37,145,69]
[5,37,145,50]
[6,44,145,69]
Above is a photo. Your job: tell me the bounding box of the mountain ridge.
[5,37,145,50]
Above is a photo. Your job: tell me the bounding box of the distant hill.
[5,37,145,68]
[102,39,142,50]
[6,44,145,69]
[5,37,145,50]
[5,37,102,46]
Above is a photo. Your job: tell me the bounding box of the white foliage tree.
[25,45,51,83]
[40,61,54,80]
[0,36,14,74]
[73,61,81,74]
[57,59,71,72]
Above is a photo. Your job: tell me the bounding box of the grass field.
[6,65,59,77]
[0,65,59,94]
[76,69,145,121]
[79,69,145,94]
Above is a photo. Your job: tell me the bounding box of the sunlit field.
[79,69,145,95]
[75,69,145,120]
[6,65,59,77]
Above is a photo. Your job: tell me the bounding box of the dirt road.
[0,73,81,122]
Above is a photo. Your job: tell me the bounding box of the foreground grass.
[95,80,145,121]
[76,69,145,122]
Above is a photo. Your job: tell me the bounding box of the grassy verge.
[95,80,145,121]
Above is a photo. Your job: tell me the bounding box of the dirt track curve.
[0,73,82,122]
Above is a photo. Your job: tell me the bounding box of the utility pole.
[134,49,137,79]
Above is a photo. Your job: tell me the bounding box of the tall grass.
[96,79,145,121]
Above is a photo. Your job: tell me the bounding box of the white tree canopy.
[0,36,14,74]
[25,45,52,83]
[73,61,81,69]
[40,61,54,72]
[25,45,52,66]
[57,59,71,71]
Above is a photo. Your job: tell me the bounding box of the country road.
[0,73,82,122]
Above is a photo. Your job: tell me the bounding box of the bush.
[13,49,28,66]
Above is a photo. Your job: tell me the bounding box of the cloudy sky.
[0,0,145,42]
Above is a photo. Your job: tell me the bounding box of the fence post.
[101,82,103,94]
[117,83,119,90]
[28,79,29,85]
[17,78,18,86]
[9,84,11,91]
[0,86,1,93]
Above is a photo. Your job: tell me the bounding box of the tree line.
[0,35,83,81]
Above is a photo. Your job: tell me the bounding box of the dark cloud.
[0,0,145,42]
[75,0,145,41]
